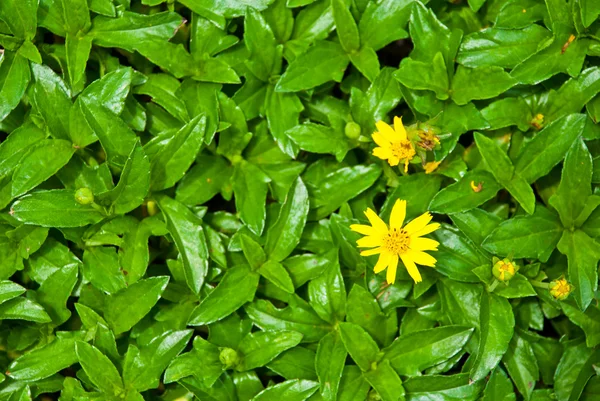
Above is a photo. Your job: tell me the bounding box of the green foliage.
[0,0,599,400]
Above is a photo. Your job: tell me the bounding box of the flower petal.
[390,199,406,229]
[373,147,392,160]
[357,236,382,248]
[376,120,397,142]
[350,224,377,236]
[388,156,400,166]
[394,116,407,141]
[406,249,437,267]
[374,252,392,273]
[400,254,422,283]
[386,254,399,284]
[410,237,439,251]
[404,212,433,234]
[364,208,388,233]
[361,247,382,256]
[412,223,441,237]
[372,132,391,147]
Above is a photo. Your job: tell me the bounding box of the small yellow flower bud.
[549,277,573,301]
[231,154,243,165]
[219,347,240,369]
[146,200,159,216]
[344,122,361,139]
[492,258,517,282]
[74,188,94,205]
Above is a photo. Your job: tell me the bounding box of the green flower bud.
[367,389,383,401]
[219,347,240,369]
[492,258,517,282]
[345,121,361,139]
[74,188,94,205]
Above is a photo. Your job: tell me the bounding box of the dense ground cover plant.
[0,0,600,400]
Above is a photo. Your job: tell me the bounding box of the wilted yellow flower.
[492,258,517,282]
[416,130,440,151]
[350,200,440,284]
[550,277,573,300]
[424,161,441,174]
[372,117,416,172]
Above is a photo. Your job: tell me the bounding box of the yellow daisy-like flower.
[549,277,573,301]
[350,200,440,284]
[372,117,416,172]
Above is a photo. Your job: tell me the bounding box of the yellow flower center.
[492,259,516,281]
[390,140,415,161]
[383,228,410,255]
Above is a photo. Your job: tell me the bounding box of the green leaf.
[0,52,30,121]
[502,333,539,401]
[7,338,77,381]
[557,229,600,311]
[259,260,295,294]
[237,330,303,371]
[285,123,350,162]
[83,247,127,294]
[12,139,75,198]
[241,235,267,270]
[75,341,124,396]
[561,303,600,347]
[89,11,182,52]
[265,178,310,262]
[346,285,395,347]
[188,265,260,325]
[549,139,593,228]
[310,164,381,220]
[482,206,563,263]
[133,74,188,122]
[244,9,278,82]
[510,31,587,85]
[104,276,169,335]
[0,281,25,305]
[514,114,586,183]
[176,155,232,206]
[79,99,138,169]
[97,142,149,215]
[338,322,380,372]
[383,326,473,376]
[252,379,319,401]
[156,194,209,295]
[332,0,359,52]
[149,116,206,191]
[0,0,37,40]
[245,297,331,343]
[481,97,532,132]
[395,53,449,100]
[11,189,106,228]
[451,66,516,105]
[470,293,515,381]
[482,367,515,401]
[404,373,485,400]
[432,225,488,283]
[123,330,193,392]
[31,64,72,141]
[36,263,78,325]
[233,161,271,236]
[474,132,514,184]
[0,297,51,323]
[315,331,347,401]
[65,34,92,92]
[457,25,552,69]
[307,250,345,324]
[363,359,405,401]
[429,170,502,214]
[554,341,600,401]
[337,366,371,401]
[276,41,349,92]
[358,0,410,51]
[265,86,303,157]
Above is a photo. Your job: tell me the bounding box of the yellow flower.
[424,161,441,174]
[372,117,416,172]
[550,277,573,301]
[350,200,440,284]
